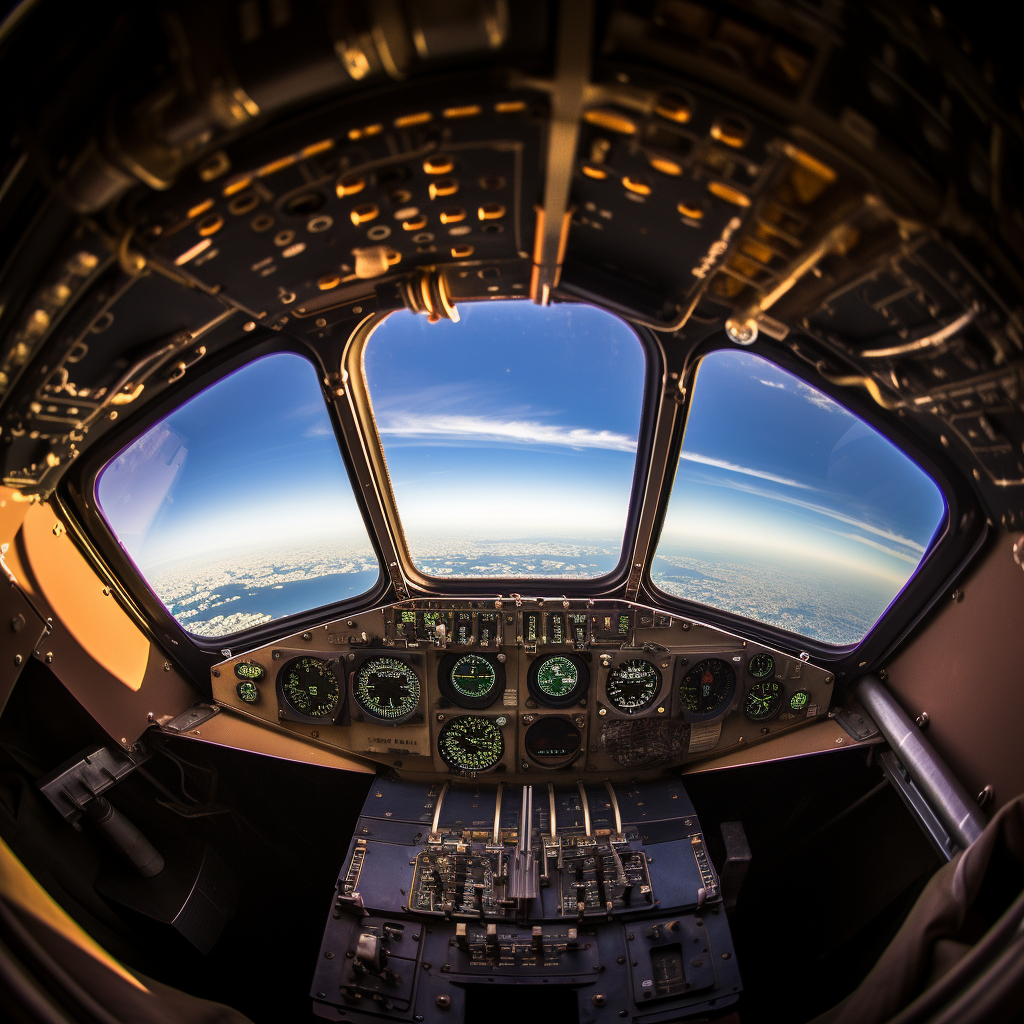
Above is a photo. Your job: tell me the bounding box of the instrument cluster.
[211,599,834,779]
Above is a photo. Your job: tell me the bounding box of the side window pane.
[363,301,646,578]
[652,350,946,645]
[96,352,379,638]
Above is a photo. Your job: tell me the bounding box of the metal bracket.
[161,702,221,733]
[833,703,880,742]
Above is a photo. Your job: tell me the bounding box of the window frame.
[641,334,987,673]
[65,332,392,680]
[343,301,664,597]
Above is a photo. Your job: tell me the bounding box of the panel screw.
[14,654,22,665]
[325,951,334,959]
[593,994,605,1006]
[45,652,53,663]
[302,633,312,641]
[436,995,450,1008]
[916,712,930,730]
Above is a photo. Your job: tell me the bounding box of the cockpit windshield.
[652,350,947,645]
[363,300,646,579]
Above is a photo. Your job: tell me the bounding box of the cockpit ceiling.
[0,0,1021,690]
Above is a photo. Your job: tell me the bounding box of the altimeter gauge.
[527,653,589,708]
[354,657,421,722]
[280,657,340,718]
[605,659,661,713]
[679,658,736,719]
[437,716,504,772]
[744,680,783,721]
[438,653,504,709]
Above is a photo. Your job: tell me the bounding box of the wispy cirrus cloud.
[377,413,638,452]
[677,468,932,555]
[679,451,814,490]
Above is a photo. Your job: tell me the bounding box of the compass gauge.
[745,680,783,721]
[527,654,589,708]
[280,657,340,718]
[605,659,661,713]
[354,657,421,721]
[437,716,504,772]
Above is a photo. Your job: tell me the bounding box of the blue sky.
[655,350,946,589]
[364,301,646,562]
[97,352,374,571]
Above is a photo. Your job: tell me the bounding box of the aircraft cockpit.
[0,3,1022,1024]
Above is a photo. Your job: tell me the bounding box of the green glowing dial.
[437,716,504,772]
[234,662,264,681]
[280,657,339,718]
[605,659,661,713]
[528,654,588,707]
[537,656,578,696]
[354,657,420,721]
[789,691,810,712]
[236,680,260,703]
[744,680,783,722]
[748,653,775,679]
[450,655,497,699]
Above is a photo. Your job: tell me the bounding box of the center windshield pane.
[363,301,645,578]
[652,350,946,645]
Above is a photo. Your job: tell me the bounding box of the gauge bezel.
[527,653,590,708]
[744,680,784,722]
[436,714,505,773]
[677,657,737,723]
[437,652,505,709]
[523,715,583,769]
[603,657,663,715]
[277,656,343,721]
[747,653,775,679]
[350,652,423,723]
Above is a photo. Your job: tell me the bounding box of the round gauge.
[679,659,736,719]
[280,657,340,718]
[438,653,504,709]
[748,653,775,679]
[437,716,504,772]
[524,717,582,768]
[236,680,260,704]
[527,654,589,708]
[745,680,783,721]
[789,691,810,713]
[605,659,662,714]
[354,657,421,721]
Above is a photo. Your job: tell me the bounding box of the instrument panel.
[212,599,834,780]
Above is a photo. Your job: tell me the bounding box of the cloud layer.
[377,413,638,452]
